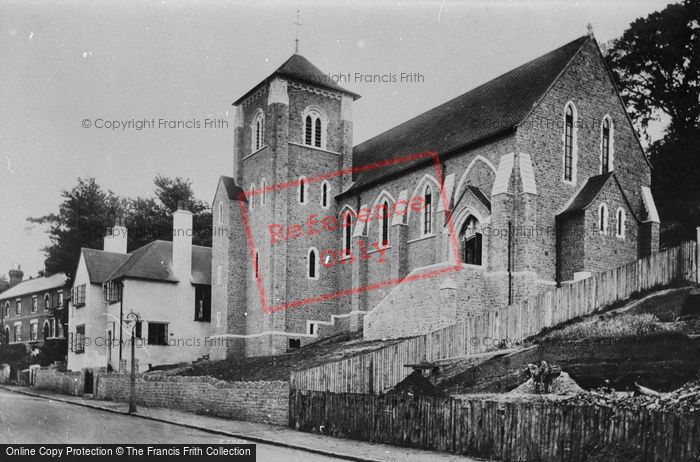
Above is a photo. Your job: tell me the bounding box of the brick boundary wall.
[33,368,84,396]
[94,373,289,426]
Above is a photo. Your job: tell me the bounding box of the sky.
[0,0,676,279]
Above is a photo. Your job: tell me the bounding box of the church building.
[209,32,660,358]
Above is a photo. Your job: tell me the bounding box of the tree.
[0,275,9,294]
[605,0,700,137]
[606,0,700,246]
[124,176,212,250]
[28,178,122,279]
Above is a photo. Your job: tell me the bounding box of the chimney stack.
[104,216,128,254]
[8,264,23,287]
[172,201,193,283]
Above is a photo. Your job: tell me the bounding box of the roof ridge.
[354,35,589,153]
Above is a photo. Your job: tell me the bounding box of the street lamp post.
[125,310,140,414]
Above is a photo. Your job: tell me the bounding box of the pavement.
[0,385,481,462]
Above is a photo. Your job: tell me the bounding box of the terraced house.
[0,265,68,347]
[208,30,660,358]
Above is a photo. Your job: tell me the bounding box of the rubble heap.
[565,379,700,414]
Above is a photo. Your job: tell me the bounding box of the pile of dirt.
[565,378,700,414]
[388,371,447,397]
[509,371,584,395]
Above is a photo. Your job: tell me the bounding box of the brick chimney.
[104,216,128,254]
[8,264,23,287]
[172,201,193,283]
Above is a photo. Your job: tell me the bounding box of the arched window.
[341,210,355,257]
[253,249,260,280]
[44,293,51,310]
[249,183,255,211]
[601,116,613,173]
[13,325,20,342]
[43,321,50,340]
[303,108,325,149]
[304,116,313,145]
[4,302,9,318]
[599,203,608,234]
[460,216,482,265]
[314,118,322,147]
[218,201,224,225]
[563,103,577,183]
[616,208,626,238]
[422,185,433,235]
[298,176,307,204]
[260,178,267,206]
[321,181,330,209]
[380,201,389,247]
[252,111,265,152]
[307,248,319,279]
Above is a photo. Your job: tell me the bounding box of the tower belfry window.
[303,108,325,149]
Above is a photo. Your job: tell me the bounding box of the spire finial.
[294,10,302,53]
[587,23,594,38]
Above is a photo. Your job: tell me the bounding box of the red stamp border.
[238,150,462,314]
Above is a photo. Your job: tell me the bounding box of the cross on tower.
[294,10,302,53]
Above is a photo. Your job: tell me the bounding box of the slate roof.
[233,54,360,106]
[81,242,211,285]
[219,176,247,202]
[82,249,131,284]
[343,35,591,194]
[558,172,638,221]
[108,241,211,284]
[0,272,69,300]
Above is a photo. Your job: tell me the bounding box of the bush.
[0,343,32,372]
[35,339,67,367]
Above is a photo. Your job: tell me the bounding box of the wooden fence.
[290,390,700,462]
[291,241,698,393]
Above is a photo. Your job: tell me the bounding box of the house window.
[460,216,482,265]
[147,322,168,346]
[252,111,265,152]
[599,203,609,234]
[342,211,355,257]
[14,325,21,343]
[43,321,50,340]
[5,301,10,317]
[103,281,121,303]
[423,185,433,235]
[32,296,38,313]
[308,248,319,280]
[134,321,143,339]
[298,176,307,204]
[563,103,577,183]
[380,201,389,247]
[303,109,325,149]
[260,178,266,206]
[194,285,211,322]
[16,299,21,315]
[30,323,38,341]
[289,338,301,349]
[44,293,51,310]
[73,284,86,307]
[321,181,330,209]
[57,291,64,308]
[253,249,260,280]
[3,327,9,345]
[616,208,626,238]
[75,325,85,353]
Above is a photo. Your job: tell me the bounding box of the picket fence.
[290,240,698,394]
[290,390,700,462]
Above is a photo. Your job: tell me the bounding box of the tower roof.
[233,54,360,106]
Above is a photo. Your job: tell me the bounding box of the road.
[0,388,340,461]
